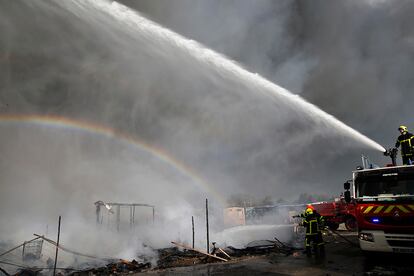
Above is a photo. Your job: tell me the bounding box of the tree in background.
[226,194,274,207]
[295,193,334,204]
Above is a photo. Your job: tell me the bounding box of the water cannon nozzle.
[384,147,398,157]
[384,147,398,166]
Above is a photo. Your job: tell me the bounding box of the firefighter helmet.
[398,125,408,132]
[305,208,313,215]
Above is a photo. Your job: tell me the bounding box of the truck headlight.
[359,232,374,242]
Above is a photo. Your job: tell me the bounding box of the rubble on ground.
[64,237,299,274]
[155,238,299,270]
[1,233,302,275]
[156,247,212,269]
[68,259,151,276]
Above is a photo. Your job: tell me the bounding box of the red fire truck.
[344,156,414,253]
[307,197,357,231]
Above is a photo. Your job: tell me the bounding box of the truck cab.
[347,165,414,253]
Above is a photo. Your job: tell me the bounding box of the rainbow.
[0,114,226,204]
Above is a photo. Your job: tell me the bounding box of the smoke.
[0,124,210,264]
[120,0,414,191]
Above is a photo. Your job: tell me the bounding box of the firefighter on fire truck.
[395,125,414,165]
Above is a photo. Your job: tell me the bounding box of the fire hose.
[325,228,359,247]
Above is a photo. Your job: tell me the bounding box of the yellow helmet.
[398,125,408,132]
[305,208,313,215]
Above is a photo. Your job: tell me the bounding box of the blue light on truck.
[372,218,380,223]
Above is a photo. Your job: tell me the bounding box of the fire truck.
[307,197,357,231]
[343,150,414,253]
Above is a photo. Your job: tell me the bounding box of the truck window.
[356,175,414,197]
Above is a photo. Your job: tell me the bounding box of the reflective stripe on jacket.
[396,132,414,157]
[302,213,324,235]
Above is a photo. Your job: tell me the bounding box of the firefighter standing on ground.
[395,125,414,165]
[301,207,325,256]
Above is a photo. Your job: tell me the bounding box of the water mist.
[62,0,385,153]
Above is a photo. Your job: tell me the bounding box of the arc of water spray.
[68,0,385,153]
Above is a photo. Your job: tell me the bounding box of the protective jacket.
[303,212,324,235]
[395,132,414,157]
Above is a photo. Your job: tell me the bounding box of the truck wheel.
[328,222,339,231]
[345,217,357,231]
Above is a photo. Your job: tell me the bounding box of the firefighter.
[395,125,414,165]
[302,207,325,257]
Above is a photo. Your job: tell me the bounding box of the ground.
[139,231,414,276]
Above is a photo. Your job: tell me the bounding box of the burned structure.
[224,204,305,228]
[94,201,155,231]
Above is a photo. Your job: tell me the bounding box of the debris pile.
[14,267,43,276]
[155,241,229,269]
[69,259,151,276]
[156,247,207,269]
[155,238,299,270]
[225,238,298,258]
[1,237,301,275]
